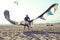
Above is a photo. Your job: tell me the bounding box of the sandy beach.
[0,23,60,40]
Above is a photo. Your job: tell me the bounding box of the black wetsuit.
[24,16,30,22]
[24,16,33,25]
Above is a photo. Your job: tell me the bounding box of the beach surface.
[0,23,60,40]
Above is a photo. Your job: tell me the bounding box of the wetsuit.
[24,16,30,22]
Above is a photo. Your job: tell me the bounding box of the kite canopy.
[14,1,18,5]
[4,10,10,20]
[37,3,58,20]
[4,10,18,25]
[4,3,58,25]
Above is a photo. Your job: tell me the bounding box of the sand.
[0,23,60,40]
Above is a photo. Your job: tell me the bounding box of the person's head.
[26,14,28,17]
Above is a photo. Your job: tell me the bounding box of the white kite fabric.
[37,3,58,20]
[4,3,58,25]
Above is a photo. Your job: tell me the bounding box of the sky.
[0,0,60,24]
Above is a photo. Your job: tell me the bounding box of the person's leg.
[24,26,25,30]
[27,24,30,30]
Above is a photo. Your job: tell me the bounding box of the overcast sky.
[0,0,60,24]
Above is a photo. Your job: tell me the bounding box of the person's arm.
[28,17,30,21]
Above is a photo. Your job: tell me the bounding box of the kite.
[14,1,18,5]
[4,3,58,29]
[36,3,58,20]
[4,10,18,25]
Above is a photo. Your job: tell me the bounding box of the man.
[24,15,33,25]
[24,15,30,22]
[24,15,30,30]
